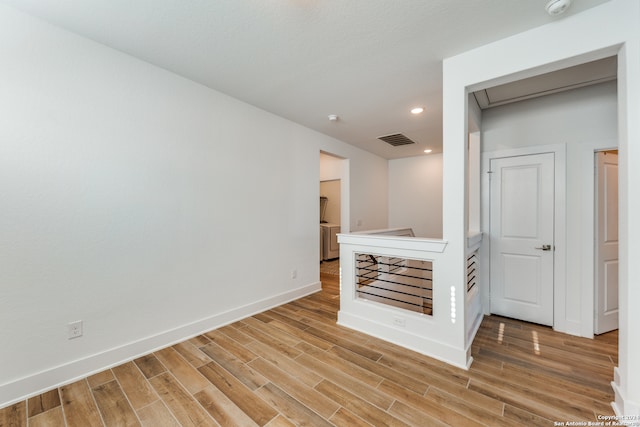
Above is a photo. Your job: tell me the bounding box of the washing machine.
[321,223,340,260]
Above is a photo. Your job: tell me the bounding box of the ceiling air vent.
[378,133,416,147]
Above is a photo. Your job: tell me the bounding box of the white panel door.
[490,153,554,326]
[595,151,618,334]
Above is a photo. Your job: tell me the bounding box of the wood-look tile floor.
[1,273,618,426]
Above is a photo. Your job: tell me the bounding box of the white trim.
[338,233,447,253]
[0,281,321,409]
[579,140,618,338]
[352,227,415,237]
[467,232,483,250]
[340,158,350,233]
[612,367,640,418]
[465,284,483,348]
[481,143,568,333]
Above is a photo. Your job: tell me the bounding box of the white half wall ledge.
[338,233,448,254]
[0,281,321,409]
[467,232,483,250]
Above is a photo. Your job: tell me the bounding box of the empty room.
[1,0,639,425]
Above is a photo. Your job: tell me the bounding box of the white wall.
[467,132,481,235]
[482,81,618,334]
[468,94,482,133]
[319,152,343,226]
[388,154,443,238]
[320,180,341,225]
[348,155,388,232]
[483,81,617,151]
[386,95,480,240]
[319,152,343,181]
[0,4,388,406]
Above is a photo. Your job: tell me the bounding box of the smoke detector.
[545,0,572,16]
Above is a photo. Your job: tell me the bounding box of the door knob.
[535,244,552,251]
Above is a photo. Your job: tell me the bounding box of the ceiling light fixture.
[411,107,424,115]
[424,149,432,154]
[545,0,572,16]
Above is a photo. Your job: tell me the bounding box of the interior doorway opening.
[320,179,340,262]
[319,151,348,276]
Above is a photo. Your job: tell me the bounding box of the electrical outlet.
[291,269,297,279]
[68,320,83,339]
[393,317,406,327]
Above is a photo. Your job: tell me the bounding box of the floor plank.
[28,406,65,427]
[296,352,394,410]
[59,380,104,427]
[198,362,278,425]
[256,383,334,427]
[148,372,215,427]
[112,362,158,410]
[328,407,374,427]
[329,345,428,394]
[245,339,324,387]
[379,378,486,427]
[172,341,211,368]
[154,347,211,395]
[91,380,141,427]
[136,400,181,427]
[194,385,258,427]
[87,370,115,388]
[315,380,409,427]
[0,401,26,427]
[134,354,167,379]
[248,357,340,419]
[199,340,269,391]
[203,329,258,363]
[27,388,61,418]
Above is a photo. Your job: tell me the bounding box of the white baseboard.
[337,311,471,370]
[612,367,640,419]
[0,281,321,409]
[467,311,483,346]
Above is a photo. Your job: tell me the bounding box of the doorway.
[319,151,348,274]
[320,179,341,262]
[489,152,555,326]
[483,144,566,330]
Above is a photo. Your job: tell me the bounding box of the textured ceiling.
[1,0,611,159]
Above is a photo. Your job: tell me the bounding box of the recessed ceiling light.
[411,107,424,115]
[424,149,432,154]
